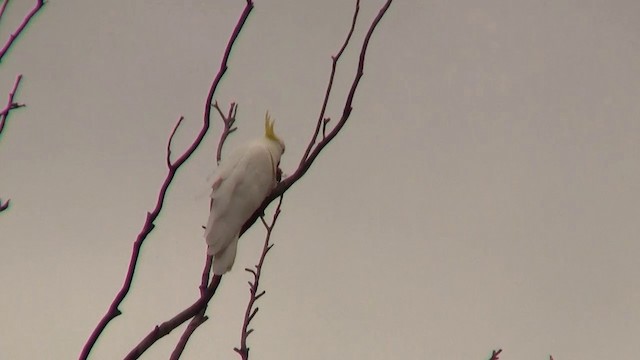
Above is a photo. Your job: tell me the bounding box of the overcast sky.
[1,1,639,359]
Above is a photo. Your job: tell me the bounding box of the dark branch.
[0,198,9,212]
[0,0,45,63]
[489,349,503,360]
[0,75,25,213]
[0,75,24,142]
[214,101,238,164]
[123,276,223,360]
[300,0,360,165]
[235,196,283,360]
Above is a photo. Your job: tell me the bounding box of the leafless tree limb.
[300,0,359,164]
[78,1,254,358]
[0,0,45,212]
[0,74,23,141]
[0,0,45,63]
[214,101,238,164]
[123,275,223,360]
[0,73,24,213]
[489,349,503,360]
[234,196,283,360]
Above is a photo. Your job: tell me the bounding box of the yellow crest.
[264,111,281,142]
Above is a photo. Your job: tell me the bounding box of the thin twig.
[234,196,283,360]
[489,349,503,360]
[300,0,360,165]
[0,74,24,141]
[0,0,45,63]
[214,101,238,164]
[0,0,10,24]
[0,198,9,211]
[0,75,25,213]
[109,2,255,359]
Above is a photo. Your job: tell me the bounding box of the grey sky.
[1,1,639,359]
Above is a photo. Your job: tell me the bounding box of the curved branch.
[489,349,503,360]
[78,2,254,359]
[0,0,45,63]
[300,0,360,165]
[124,275,222,360]
[0,74,24,213]
[234,196,283,360]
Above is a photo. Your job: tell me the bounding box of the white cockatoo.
[205,112,285,275]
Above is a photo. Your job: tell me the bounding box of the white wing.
[204,142,276,274]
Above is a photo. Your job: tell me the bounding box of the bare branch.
[0,198,9,211]
[124,275,223,360]
[0,0,10,25]
[235,196,283,360]
[166,116,184,167]
[300,0,360,165]
[0,75,25,213]
[0,74,24,142]
[489,349,503,360]
[0,0,45,63]
[214,101,238,164]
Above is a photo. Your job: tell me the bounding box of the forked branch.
[234,196,283,360]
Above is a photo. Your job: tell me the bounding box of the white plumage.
[205,113,285,275]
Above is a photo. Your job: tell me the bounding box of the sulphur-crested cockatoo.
[205,112,285,275]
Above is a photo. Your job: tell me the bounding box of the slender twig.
[214,101,238,164]
[300,0,359,165]
[0,0,45,63]
[0,198,9,211]
[110,2,255,359]
[234,196,283,360]
[0,74,24,141]
[0,74,24,213]
[489,349,503,360]
[0,0,10,25]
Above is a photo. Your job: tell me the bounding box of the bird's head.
[264,111,285,155]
